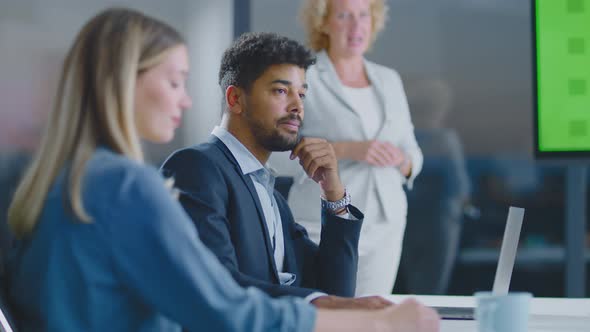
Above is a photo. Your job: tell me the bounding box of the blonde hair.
[8,8,184,237]
[300,0,389,52]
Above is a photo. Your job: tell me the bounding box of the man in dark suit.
[161,32,391,309]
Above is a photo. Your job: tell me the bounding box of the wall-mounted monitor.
[533,0,590,158]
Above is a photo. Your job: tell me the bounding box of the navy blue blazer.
[161,136,363,298]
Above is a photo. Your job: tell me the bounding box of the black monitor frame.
[532,0,590,160]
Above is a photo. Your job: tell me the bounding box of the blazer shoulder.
[84,150,173,220]
[366,60,403,84]
[161,142,229,173]
[87,149,160,191]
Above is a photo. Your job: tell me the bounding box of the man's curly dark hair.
[219,32,316,97]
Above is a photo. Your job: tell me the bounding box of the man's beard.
[245,108,301,152]
[264,116,301,152]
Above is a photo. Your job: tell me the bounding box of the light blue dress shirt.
[7,147,316,332]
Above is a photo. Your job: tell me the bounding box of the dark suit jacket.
[161,136,363,298]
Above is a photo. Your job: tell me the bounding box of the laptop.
[432,206,526,320]
[0,307,14,332]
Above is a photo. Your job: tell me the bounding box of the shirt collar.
[212,126,265,175]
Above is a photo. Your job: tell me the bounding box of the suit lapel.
[241,174,281,281]
[276,196,298,276]
[211,137,280,282]
[316,51,389,139]
[315,51,356,114]
[363,59,389,138]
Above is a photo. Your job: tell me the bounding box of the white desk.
[386,295,590,332]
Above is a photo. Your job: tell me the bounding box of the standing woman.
[281,0,423,296]
[5,7,439,332]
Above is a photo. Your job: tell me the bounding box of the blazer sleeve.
[387,69,423,189]
[278,194,363,298]
[161,148,322,299]
[107,164,316,332]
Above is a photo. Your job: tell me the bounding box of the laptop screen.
[492,206,526,295]
[433,206,526,320]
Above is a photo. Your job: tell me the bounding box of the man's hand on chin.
[311,295,394,310]
[290,137,345,201]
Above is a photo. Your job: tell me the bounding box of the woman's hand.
[332,141,412,176]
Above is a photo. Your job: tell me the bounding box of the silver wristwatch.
[321,189,351,214]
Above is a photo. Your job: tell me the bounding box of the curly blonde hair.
[300,0,389,52]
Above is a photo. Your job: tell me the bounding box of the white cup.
[475,291,532,332]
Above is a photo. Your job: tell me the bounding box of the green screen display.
[535,0,590,154]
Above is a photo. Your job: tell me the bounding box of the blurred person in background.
[271,0,422,296]
[398,77,470,295]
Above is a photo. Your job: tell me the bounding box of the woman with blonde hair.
[272,0,423,296]
[5,7,438,332]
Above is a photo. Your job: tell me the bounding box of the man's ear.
[225,85,244,115]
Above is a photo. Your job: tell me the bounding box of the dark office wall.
[0,0,234,164]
